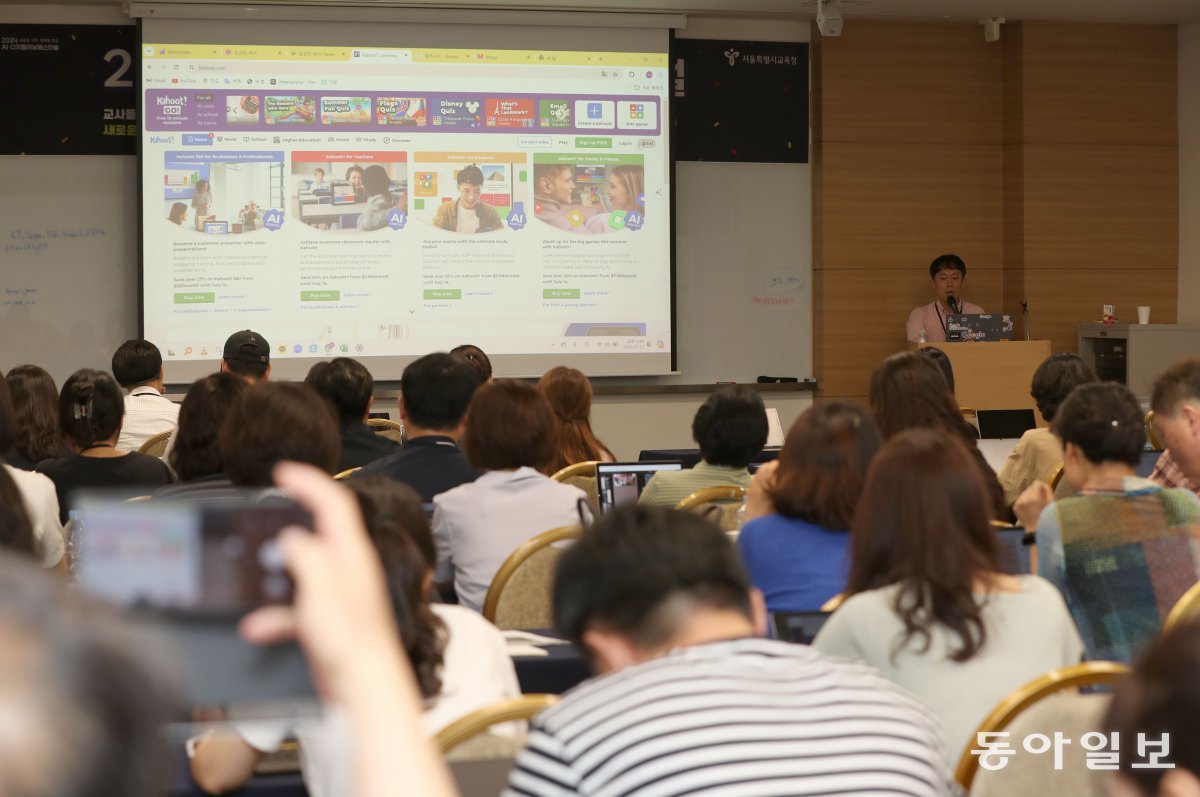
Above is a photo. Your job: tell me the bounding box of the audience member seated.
[1016,382,1200,662]
[159,381,338,504]
[870,351,1007,519]
[638,386,768,507]
[738,401,879,613]
[0,552,179,797]
[111,339,180,453]
[221,329,272,383]
[1150,358,1200,494]
[506,505,954,796]
[152,374,248,498]
[0,379,65,569]
[1104,621,1200,797]
[190,475,519,797]
[537,365,615,472]
[160,329,274,463]
[358,353,482,501]
[814,428,1083,759]
[37,369,173,522]
[917,346,956,394]
[305,358,399,472]
[239,463,466,797]
[0,467,38,561]
[450,343,493,383]
[4,364,68,469]
[997,353,1097,508]
[433,379,587,613]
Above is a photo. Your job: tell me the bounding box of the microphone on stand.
[947,294,961,315]
[1020,299,1031,341]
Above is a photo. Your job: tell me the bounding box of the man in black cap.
[221,330,271,383]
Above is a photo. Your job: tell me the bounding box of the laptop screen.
[769,611,832,645]
[976,408,1037,439]
[597,461,683,513]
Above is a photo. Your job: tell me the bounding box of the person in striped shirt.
[505,506,956,797]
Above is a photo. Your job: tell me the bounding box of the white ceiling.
[14,0,1200,24]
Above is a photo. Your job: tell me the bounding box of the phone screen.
[75,496,310,617]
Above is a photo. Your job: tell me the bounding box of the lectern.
[918,341,1052,425]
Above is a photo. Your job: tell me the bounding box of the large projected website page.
[141,43,671,376]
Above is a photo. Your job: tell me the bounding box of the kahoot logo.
[724,48,740,66]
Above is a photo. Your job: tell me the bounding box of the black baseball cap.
[222,330,270,365]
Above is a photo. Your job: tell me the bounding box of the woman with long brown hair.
[869,351,1007,519]
[537,365,615,472]
[4,365,69,469]
[813,429,1082,759]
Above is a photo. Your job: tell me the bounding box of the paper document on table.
[506,643,549,657]
[502,630,570,646]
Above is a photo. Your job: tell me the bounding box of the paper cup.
[1138,306,1151,325]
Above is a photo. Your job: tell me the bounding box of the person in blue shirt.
[738,401,881,613]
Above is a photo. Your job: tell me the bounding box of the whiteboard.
[0,155,139,387]
[669,160,811,384]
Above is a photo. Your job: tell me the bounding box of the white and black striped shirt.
[505,638,955,797]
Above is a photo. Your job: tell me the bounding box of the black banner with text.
[0,24,136,155]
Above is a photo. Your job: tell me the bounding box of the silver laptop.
[597,461,683,513]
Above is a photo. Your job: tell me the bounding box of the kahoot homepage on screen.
[141,43,672,369]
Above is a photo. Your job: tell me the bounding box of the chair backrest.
[482,526,581,629]
[333,466,361,481]
[551,461,599,515]
[138,429,173,458]
[676,485,747,532]
[820,593,845,612]
[1164,579,1200,632]
[1047,462,1064,490]
[955,661,1130,790]
[436,694,558,755]
[365,417,404,444]
[1145,410,1164,451]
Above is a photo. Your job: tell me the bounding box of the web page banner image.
[140,43,673,372]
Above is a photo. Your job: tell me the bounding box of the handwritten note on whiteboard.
[0,156,136,385]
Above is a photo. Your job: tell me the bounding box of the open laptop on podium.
[946,313,1014,342]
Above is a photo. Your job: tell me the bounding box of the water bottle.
[736,494,749,530]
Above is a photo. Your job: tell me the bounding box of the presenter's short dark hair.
[456,165,484,187]
[111,340,162,388]
[1030,353,1097,423]
[553,506,751,649]
[305,358,374,424]
[400,353,480,431]
[692,386,768,468]
[59,369,124,449]
[218,382,339,486]
[1051,381,1145,467]
[929,254,967,279]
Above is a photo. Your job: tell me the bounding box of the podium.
[918,340,1052,425]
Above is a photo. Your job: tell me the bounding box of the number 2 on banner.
[104,48,132,88]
